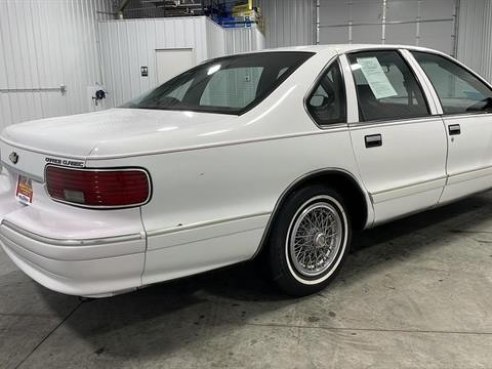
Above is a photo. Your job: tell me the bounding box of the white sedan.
[1,44,492,297]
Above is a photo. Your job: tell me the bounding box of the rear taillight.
[45,166,151,208]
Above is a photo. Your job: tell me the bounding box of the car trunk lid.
[0,108,231,180]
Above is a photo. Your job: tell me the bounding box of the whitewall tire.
[268,185,351,296]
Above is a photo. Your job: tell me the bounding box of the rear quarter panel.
[85,128,365,284]
[84,49,371,284]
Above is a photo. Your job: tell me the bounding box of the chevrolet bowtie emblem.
[9,152,19,164]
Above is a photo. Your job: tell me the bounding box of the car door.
[411,51,492,203]
[340,49,448,225]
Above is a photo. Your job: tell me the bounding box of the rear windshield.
[121,51,314,115]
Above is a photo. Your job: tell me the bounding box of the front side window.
[348,50,430,122]
[306,60,346,126]
[412,51,492,115]
[122,52,314,115]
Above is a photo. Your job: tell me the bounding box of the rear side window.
[348,50,430,122]
[412,51,492,115]
[306,60,346,126]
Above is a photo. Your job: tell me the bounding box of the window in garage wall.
[319,0,458,56]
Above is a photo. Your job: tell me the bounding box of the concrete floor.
[1,193,492,369]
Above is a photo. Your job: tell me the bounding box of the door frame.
[338,48,448,225]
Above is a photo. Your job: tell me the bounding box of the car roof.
[260,44,443,55]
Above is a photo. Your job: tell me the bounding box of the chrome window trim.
[347,115,445,129]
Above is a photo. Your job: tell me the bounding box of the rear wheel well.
[300,171,368,231]
[257,170,369,259]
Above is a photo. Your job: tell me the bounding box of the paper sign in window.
[356,57,397,99]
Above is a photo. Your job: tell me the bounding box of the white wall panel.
[0,0,112,129]
[99,17,209,108]
[206,19,226,59]
[257,0,315,48]
[225,27,266,55]
[482,1,492,82]
[456,0,492,82]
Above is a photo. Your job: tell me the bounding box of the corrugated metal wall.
[99,17,208,108]
[206,19,226,59]
[99,17,265,108]
[482,1,492,82]
[257,0,315,48]
[224,27,266,55]
[205,18,266,58]
[0,0,112,129]
[456,0,492,82]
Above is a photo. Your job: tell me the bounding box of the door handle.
[365,134,382,148]
[448,124,461,135]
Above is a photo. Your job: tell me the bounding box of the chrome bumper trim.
[0,219,144,247]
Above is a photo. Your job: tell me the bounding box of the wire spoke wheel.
[269,186,351,296]
[288,199,343,278]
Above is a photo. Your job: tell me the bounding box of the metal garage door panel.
[385,24,417,45]
[350,0,381,23]
[319,1,349,26]
[386,1,419,22]
[318,0,456,56]
[352,25,382,43]
[420,21,455,54]
[319,26,350,44]
[421,0,455,19]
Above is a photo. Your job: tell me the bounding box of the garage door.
[319,0,458,55]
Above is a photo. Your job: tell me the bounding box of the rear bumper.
[0,169,147,297]
[0,220,146,297]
